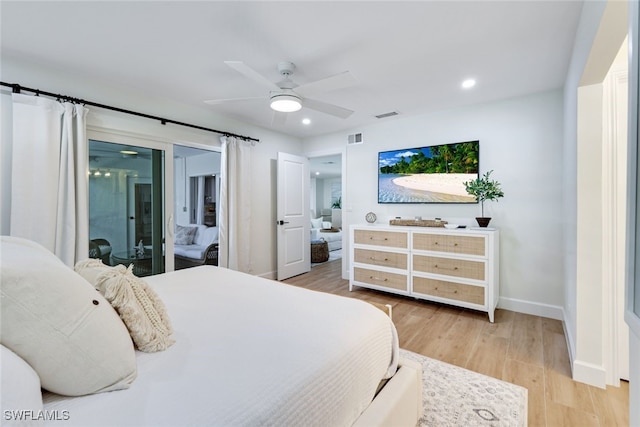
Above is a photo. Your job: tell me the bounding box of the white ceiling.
[1,1,583,139]
[310,154,342,179]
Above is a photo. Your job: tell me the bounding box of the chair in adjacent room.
[89,238,112,265]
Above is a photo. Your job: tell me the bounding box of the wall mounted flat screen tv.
[378,140,479,204]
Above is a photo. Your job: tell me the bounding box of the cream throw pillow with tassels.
[75,260,175,352]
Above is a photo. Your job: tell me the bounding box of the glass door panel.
[88,139,166,276]
[173,145,221,270]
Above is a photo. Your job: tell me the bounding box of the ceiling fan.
[204,61,357,122]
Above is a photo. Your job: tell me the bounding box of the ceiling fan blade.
[294,71,357,97]
[271,111,288,127]
[224,61,280,91]
[204,96,265,105]
[302,98,354,119]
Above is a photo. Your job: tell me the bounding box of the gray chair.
[89,238,112,265]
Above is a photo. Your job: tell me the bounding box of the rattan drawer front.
[413,255,485,281]
[413,233,485,256]
[413,276,485,305]
[354,267,408,291]
[355,229,408,249]
[354,248,407,269]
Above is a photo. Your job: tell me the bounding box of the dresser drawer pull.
[370,276,388,282]
[434,264,458,271]
[369,256,390,261]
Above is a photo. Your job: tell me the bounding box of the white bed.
[39,266,421,426]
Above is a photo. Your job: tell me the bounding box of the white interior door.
[277,152,310,280]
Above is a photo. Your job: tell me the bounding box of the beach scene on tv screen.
[378,141,479,203]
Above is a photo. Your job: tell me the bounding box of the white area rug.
[328,248,342,262]
[400,349,528,427]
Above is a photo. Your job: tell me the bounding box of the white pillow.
[311,217,323,229]
[322,221,332,229]
[76,260,175,352]
[175,225,197,245]
[0,237,137,396]
[200,226,219,245]
[1,345,44,426]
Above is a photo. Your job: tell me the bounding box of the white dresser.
[349,224,499,322]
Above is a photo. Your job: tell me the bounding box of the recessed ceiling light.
[315,171,320,176]
[461,79,476,89]
[302,118,311,125]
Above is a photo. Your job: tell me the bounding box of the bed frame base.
[352,357,423,427]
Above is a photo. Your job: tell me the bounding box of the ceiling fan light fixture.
[270,94,302,112]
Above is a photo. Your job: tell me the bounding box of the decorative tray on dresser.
[349,224,499,322]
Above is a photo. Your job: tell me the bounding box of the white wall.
[174,151,221,226]
[305,90,565,313]
[0,55,303,277]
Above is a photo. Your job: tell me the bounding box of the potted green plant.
[463,170,504,227]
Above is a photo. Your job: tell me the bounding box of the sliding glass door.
[87,131,174,276]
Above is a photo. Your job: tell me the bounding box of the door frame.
[306,147,347,279]
[602,53,630,385]
[88,127,175,272]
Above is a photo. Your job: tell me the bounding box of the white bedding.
[43,266,399,426]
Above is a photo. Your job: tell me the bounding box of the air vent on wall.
[375,111,399,119]
[347,132,363,145]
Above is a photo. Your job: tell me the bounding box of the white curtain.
[218,135,252,272]
[10,94,89,267]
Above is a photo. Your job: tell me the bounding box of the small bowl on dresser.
[444,224,459,229]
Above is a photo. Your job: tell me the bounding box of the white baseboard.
[562,313,576,377]
[572,359,607,389]
[259,271,277,280]
[497,297,564,320]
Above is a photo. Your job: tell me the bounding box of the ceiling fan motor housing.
[277,61,296,76]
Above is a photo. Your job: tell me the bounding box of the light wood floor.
[283,259,630,427]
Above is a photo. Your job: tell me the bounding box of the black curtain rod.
[1,81,259,143]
